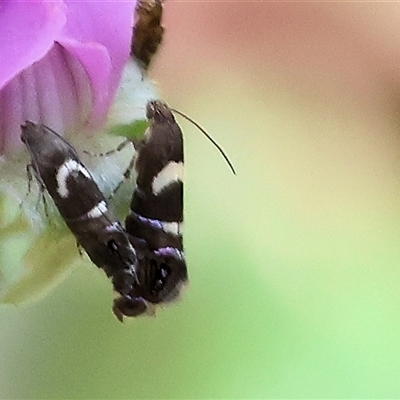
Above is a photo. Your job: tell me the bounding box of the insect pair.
[21,100,234,321]
[21,101,187,321]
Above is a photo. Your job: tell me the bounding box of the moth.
[112,101,235,320]
[131,0,164,70]
[20,122,139,316]
[113,101,187,320]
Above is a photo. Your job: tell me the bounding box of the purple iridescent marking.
[154,246,184,261]
[132,212,164,231]
[126,294,146,302]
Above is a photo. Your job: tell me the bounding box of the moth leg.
[33,184,50,218]
[76,241,84,257]
[83,138,136,197]
[20,164,34,210]
[41,191,50,217]
[21,164,49,217]
[26,163,47,193]
[26,163,34,195]
[108,153,137,199]
[83,139,131,157]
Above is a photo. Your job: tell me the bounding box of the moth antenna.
[170,108,236,175]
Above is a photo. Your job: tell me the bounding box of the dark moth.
[113,101,188,320]
[20,122,140,316]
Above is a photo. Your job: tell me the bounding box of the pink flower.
[0,0,137,153]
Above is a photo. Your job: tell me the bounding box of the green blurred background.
[3,2,400,398]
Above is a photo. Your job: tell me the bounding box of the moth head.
[146,100,175,124]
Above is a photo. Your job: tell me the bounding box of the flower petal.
[0,1,66,89]
[0,44,92,152]
[57,39,112,127]
[58,0,137,125]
